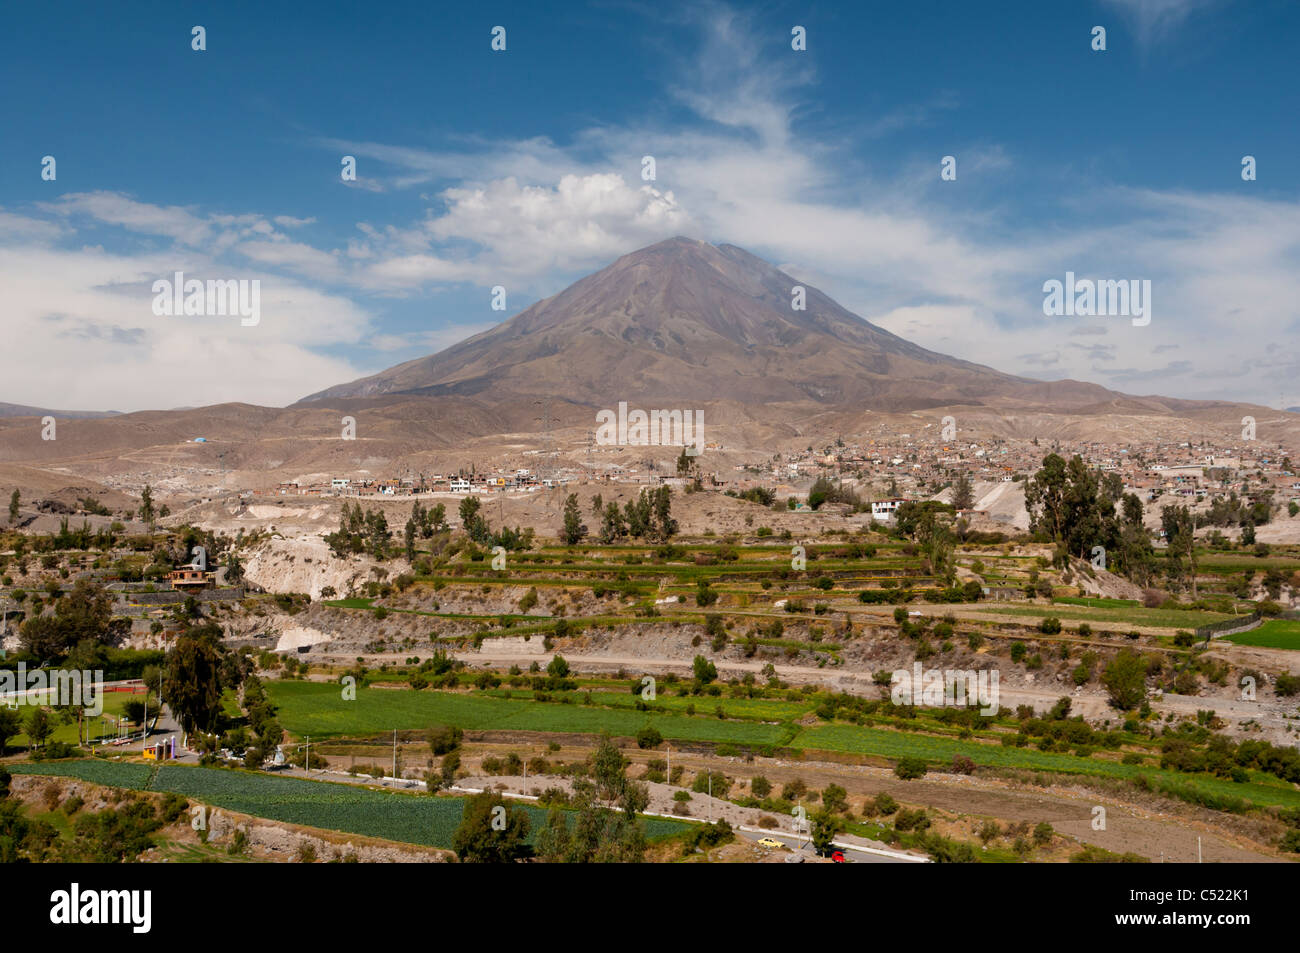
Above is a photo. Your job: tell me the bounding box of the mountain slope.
[300,237,1115,412]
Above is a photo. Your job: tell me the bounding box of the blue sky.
[2,0,1297,411]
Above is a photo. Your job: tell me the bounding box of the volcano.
[300,237,1119,413]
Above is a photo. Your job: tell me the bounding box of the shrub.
[950,754,975,775]
[871,793,899,816]
[427,724,463,756]
[636,725,663,749]
[894,757,927,780]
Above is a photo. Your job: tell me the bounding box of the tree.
[822,783,848,813]
[426,502,447,535]
[24,707,52,750]
[162,630,224,735]
[19,578,126,663]
[692,655,717,684]
[427,723,463,756]
[7,489,18,525]
[561,494,587,546]
[546,654,570,678]
[916,511,956,586]
[636,725,662,749]
[0,708,21,756]
[534,806,573,863]
[599,502,625,543]
[138,485,155,528]
[652,487,677,540]
[451,791,531,863]
[591,734,650,819]
[810,808,844,854]
[534,736,650,863]
[459,496,489,542]
[894,757,927,780]
[1101,649,1147,710]
[403,519,417,562]
[951,473,974,511]
[807,476,833,510]
[1024,454,1068,543]
[1161,505,1199,597]
[224,550,244,585]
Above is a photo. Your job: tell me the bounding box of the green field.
[268,681,789,746]
[1224,619,1300,650]
[7,761,689,848]
[6,691,143,749]
[262,683,1300,811]
[6,758,155,788]
[789,725,1300,809]
[971,604,1231,630]
[1052,596,1140,609]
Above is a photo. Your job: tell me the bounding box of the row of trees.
[1024,453,1157,585]
[592,488,677,544]
[18,578,129,664]
[451,735,650,862]
[325,503,392,559]
[457,496,532,551]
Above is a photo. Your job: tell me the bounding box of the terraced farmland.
[1224,619,1300,650]
[8,761,690,848]
[268,681,790,746]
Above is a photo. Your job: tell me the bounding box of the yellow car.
[757,837,784,849]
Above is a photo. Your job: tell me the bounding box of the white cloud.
[1101,0,1224,45]
[44,192,214,246]
[0,241,373,411]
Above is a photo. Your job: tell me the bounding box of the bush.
[780,778,807,801]
[893,808,930,832]
[427,723,463,755]
[894,757,927,780]
[1039,617,1061,635]
[871,793,899,816]
[636,725,663,749]
[950,754,975,775]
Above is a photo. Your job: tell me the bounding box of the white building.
[871,498,906,520]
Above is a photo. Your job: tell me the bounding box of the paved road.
[733,827,924,864]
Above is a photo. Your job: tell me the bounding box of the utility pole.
[392,728,397,779]
[305,735,310,773]
[534,398,556,484]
